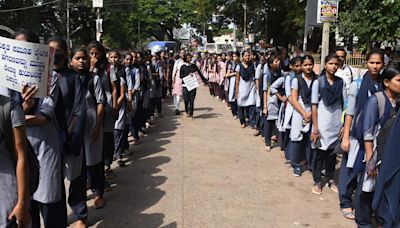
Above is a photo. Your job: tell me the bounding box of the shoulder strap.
[296,74,303,91]
[318,75,325,92]
[375,92,386,120]
[0,96,13,159]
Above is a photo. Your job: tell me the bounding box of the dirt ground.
[67,86,355,228]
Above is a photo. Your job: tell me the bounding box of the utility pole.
[243,0,247,39]
[317,0,338,69]
[137,20,140,49]
[66,0,70,47]
[302,0,308,55]
[320,22,330,68]
[233,22,237,51]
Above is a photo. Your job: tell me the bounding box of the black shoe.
[175,109,180,115]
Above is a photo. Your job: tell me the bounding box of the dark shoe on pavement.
[293,167,302,177]
[174,109,180,115]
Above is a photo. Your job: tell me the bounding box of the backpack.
[375,92,397,165]
[0,95,39,196]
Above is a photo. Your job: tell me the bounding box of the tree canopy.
[0,0,399,50]
[336,0,400,49]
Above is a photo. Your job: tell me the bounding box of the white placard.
[93,0,103,8]
[0,36,53,98]
[182,73,199,92]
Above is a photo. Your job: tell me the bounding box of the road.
[76,86,354,228]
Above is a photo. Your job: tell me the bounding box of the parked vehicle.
[205,43,234,54]
[146,41,179,54]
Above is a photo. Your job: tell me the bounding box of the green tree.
[337,0,400,48]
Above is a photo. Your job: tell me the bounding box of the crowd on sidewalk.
[1,27,400,228]
[188,48,400,228]
[0,29,184,228]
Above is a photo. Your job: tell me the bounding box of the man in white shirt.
[335,48,357,91]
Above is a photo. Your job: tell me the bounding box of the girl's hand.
[90,57,98,72]
[303,112,311,122]
[21,85,38,101]
[262,107,268,116]
[91,125,102,141]
[366,158,377,178]
[311,131,320,143]
[341,137,350,152]
[9,203,31,228]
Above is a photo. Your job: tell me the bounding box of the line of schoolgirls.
[0,29,168,228]
[203,48,400,227]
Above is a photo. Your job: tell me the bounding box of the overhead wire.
[0,0,61,13]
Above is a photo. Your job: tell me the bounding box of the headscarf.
[320,74,344,106]
[351,72,383,141]
[239,63,255,81]
[297,73,316,105]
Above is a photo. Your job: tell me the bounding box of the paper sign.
[182,73,199,92]
[0,36,54,98]
[93,0,103,8]
[317,0,339,23]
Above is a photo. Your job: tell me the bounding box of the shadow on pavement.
[83,100,180,227]
[194,113,221,119]
[194,107,213,112]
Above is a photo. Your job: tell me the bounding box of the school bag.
[0,95,40,196]
[375,92,398,166]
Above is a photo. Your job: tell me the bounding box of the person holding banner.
[179,53,208,118]
[10,30,67,228]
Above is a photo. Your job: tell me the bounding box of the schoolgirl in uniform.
[27,36,66,228]
[48,36,86,228]
[88,41,115,182]
[235,51,257,128]
[208,55,218,98]
[81,46,107,210]
[339,49,384,220]
[104,49,119,176]
[310,54,343,195]
[227,51,241,118]
[127,54,142,145]
[262,53,283,151]
[289,55,316,177]
[254,53,267,137]
[282,57,303,164]
[172,50,185,115]
[159,51,169,99]
[149,54,163,118]
[372,68,400,228]
[217,55,227,102]
[0,95,30,228]
[224,52,233,109]
[141,53,154,129]
[353,67,399,227]
[113,53,129,166]
[0,29,37,228]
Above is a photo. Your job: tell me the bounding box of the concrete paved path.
[81,86,354,228]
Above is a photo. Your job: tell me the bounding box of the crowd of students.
[194,48,400,228]
[0,29,181,228]
[1,28,400,228]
